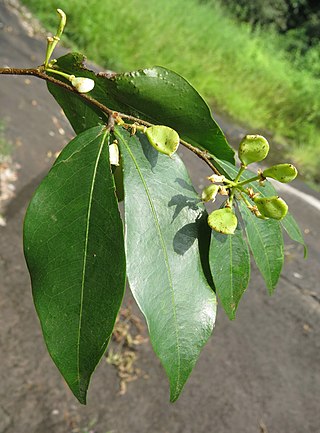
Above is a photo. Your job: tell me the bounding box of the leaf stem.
[0,66,221,175]
[236,174,260,187]
[45,67,72,80]
[234,165,245,183]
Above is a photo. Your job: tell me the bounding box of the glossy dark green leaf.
[238,201,284,294]
[24,126,126,404]
[115,126,216,402]
[48,53,234,162]
[47,55,110,134]
[209,227,250,320]
[47,80,106,134]
[281,212,307,258]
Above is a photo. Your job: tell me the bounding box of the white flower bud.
[207,174,226,183]
[109,142,120,166]
[70,75,95,93]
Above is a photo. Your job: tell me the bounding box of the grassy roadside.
[20,0,320,186]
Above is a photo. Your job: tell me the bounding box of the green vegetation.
[21,0,320,185]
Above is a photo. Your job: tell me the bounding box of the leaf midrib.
[228,234,234,310]
[117,131,182,399]
[243,205,273,289]
[77,130,108,389]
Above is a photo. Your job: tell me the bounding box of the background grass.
[21,0,320,186]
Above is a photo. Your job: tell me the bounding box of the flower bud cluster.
[203,134,298,234]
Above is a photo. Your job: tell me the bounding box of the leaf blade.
[24,126,126,403]
[115,126,216,401]
[48,53,234,162]
[209,227,250,319]
[281,212,307,258]
[238,201,284,293]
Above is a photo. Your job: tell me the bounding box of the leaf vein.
[76,130,108,391]
[117,131,182,399]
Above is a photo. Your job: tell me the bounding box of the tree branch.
[0,66,221,175]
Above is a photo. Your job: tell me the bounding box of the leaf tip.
[227,311,236,321]
[267,285,275,296]
[303,246,308,259]
[169,390,180,403]
[77,394,87,405]
[223,302,237,320]
[72,384,88,405]
[169,379,184,403]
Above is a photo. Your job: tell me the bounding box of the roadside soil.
[0,2,319,432]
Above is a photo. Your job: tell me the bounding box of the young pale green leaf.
[281,212,307,258]
[115,126,216,402]
[238,201,284,294]
[209,227,250,320]
[24,126,126,404]
[48,53,234,163]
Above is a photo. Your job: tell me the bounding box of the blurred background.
[19,0,320,187]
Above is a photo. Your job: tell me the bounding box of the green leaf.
[48,53,234,162]
[281,212,307,258]
[114,126,216,402]
[209,227,250,320]
[238,201,284,294]
[24,126,126,404]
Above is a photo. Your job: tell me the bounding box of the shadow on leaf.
[173,222,199,255]
[174,178,195,192]
[168,194,200,222]
[139,133,159,170]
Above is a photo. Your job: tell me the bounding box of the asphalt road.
[0,2,319,432]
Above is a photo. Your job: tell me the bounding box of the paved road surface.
[0,2,319,432]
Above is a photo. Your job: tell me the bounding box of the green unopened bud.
[56,9,67,32]
[70,75,95,93]
[253,196,288,220]
[145,125,179,156]
[202,184,219,202]
[208,208,238,235]
[262,163,297,183]
[238,135,269,166]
